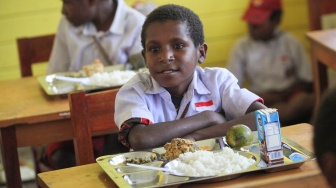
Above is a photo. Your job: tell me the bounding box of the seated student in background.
[47,0,146,74]
[227,0,314,126]
[313,87,336,188]
[43,0,145,170]
[114,4,267,151]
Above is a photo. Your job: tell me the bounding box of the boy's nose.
[159,49,174,63]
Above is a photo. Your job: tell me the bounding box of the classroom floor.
[0,147,37,188]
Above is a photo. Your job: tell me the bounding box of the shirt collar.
[247,28,283,43]
[192,66,211,95]
[273,28,283,38]
[147,77,166,94]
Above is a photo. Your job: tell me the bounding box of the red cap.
[242,0,282,24]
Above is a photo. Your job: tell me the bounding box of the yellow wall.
[0,0,310,81]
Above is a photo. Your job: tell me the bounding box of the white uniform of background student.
[44,0,146,170]
[227,0,314,126]
[228,29,312,93]
[47,0,145,74]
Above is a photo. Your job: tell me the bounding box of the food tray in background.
[37,64,126,96]
[96,134,315,188]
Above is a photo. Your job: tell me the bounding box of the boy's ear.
[198,43,208,64]
[141,49,148,67]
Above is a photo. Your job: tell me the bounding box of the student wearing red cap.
[227,0,314,126]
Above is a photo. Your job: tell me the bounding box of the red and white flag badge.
[194,100,215,111]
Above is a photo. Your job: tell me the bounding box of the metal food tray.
[96,134,315,188]
[37,64,126,96]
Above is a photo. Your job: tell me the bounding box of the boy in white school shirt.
[114,4,267,151]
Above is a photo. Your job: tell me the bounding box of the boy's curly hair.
[141,4,204,49]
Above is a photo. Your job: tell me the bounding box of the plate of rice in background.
[81,60,136,88]
[38,62,137,95]
[164,147,259,178]
[84,70,136,87]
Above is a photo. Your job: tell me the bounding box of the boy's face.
[247,20,277,41]
[61,0,94,27]
[142,21,207,96]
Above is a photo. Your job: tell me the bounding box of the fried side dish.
[164,138,197,160]
[83,59,104,76]
[123,155,157,165]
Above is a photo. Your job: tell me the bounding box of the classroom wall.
[0,0,310,81]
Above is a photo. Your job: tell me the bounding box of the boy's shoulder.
[194,67,239,94]
[199,66,228,73]
[196,66,232,80]
[58,16,73,30]
[121,71,152,90]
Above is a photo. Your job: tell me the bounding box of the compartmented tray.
[37,64,126,95]
[96,135,315,188]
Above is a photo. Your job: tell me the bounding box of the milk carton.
[255,108,284,165]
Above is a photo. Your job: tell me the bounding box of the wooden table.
[306,29,336,110]
[37,123,329,188]
[0,77,72,188]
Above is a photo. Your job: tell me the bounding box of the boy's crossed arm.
[184,101,266,141]
[128,101,266,150]
[128,110,226,150]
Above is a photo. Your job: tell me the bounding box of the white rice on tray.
[89,70,136,87]
[173,147,255,176]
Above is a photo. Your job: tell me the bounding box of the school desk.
[38,123,329,188]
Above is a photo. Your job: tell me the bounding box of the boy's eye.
[149,47,160,53]
[174,43,184,49]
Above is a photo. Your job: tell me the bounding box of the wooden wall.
[0,0,310,81]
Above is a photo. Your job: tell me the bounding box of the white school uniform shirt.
[114,66,261,128]
[47,0,145,74]
[227,29,312,93]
